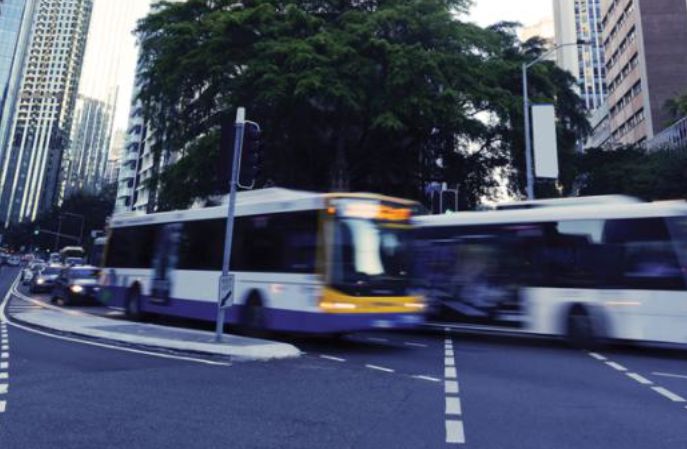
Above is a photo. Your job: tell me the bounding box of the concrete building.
[0,0,37,175]
[62,95,113,196]
[520,17,556,45]
[0,0,92,225]
[602,0,687,146]
[553,0,607,111]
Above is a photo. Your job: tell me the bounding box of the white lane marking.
[446,420,466,444]
[1,345,8,351]
[412,375,441,383]
[0,373,7,380]
[626,372,653,385]
[0,400,5,413]
[0,384,7,394]
[0,353,7,360]
[0,276,231,367]
[320,355,345,362]
[366,337,388,343]
[445,357,455,367]
[445,367,457,379]
[653,372,687,381]
[446,397,462,415]
[651,387,686,403]
[446,350,454,357]
[445,380,459,394]
[0,362,6,370]
[365,364,395,373]
[404,342,428,348]
[588,352,607,361]
[605,361,627,372]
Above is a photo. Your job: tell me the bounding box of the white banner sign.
[532,104,559,179]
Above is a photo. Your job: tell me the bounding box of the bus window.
[605,218,686,290]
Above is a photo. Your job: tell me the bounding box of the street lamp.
[522,39,589,200]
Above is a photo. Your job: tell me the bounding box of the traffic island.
[7,300,301,362]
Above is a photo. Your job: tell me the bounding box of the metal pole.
[215,107,245,342]
[522,63,535,200]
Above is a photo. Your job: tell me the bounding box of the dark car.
[51,266,101,306]
[30,265,63,293]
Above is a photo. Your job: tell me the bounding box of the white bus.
[414,199,687,345]
[99,188,425,334]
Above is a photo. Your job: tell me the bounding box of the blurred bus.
[99,188,424,333]
[414,200,687,345]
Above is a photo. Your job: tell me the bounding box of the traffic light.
[239,121,261,188]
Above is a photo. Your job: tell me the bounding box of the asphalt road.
[1,267,687,448]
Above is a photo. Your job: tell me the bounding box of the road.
[1,267,687,448]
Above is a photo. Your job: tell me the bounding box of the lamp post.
[522,40,589,200]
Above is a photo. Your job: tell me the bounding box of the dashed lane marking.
[626,372,653,385]
[0,362,7,370]
[605,361,627,372]
[404,342,428,348]
[446,420,466,444]
[319,355,346,362]
[366,337,388,343]
[0,400,5,413]
[651,387,686,403]
[445,380,459,394]
[653,372,687,381]
[365,364,395,373]
[445,357,455,366]
[0,384,7,394]
[0,373,7,380]
[588,352,607,361]
[446,397,462,415]
[0,353,7,360]
[445,367,457,379]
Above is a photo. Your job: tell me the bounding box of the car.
[64,257,85,266]
[22,262,46,285]
[6,255,21,267]
[51,266,101,306]
[30,265,63,293]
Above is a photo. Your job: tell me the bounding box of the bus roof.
[110,188,415,228]
[415,199,687,228]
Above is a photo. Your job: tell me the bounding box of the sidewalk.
[8,295,300,361]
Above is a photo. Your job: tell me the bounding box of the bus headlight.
[320,301,357,311]
[70,285,84,294]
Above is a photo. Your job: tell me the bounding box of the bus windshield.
[331,218,410,295]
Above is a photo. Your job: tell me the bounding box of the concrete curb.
[8,290,300,362]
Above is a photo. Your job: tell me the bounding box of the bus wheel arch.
[564,303,607,348]
[125,283,146,321]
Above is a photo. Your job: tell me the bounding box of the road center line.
[445,357,455,366]
[319,355,346,362]
[626,372,653,385]
[0,400,5,413]
[0,384,7,394]
[605,361,627,372]
[651,386,686,403]
[652,372,687,380]
[0,362,7,370]
[445,367,457,379]
[365,364,395,373]
[0,373,7,380]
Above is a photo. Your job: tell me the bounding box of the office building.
[602,0,687,146]
[0,0,93,225]
[0,0,36,174]
[553,0,607,111]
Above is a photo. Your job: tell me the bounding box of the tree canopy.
[136,0,590,210]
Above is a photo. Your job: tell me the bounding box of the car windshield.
[70,269,99,279]
[331,218,410,295]
[41,267,61,276]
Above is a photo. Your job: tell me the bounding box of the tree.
[666,90,687,122]
[576,145,687,200]
[136,1,590,210]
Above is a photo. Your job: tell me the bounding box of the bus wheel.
[241,292,265,334]
[566,306,596,348]
[125,287,145,321]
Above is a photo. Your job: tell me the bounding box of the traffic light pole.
[215,107,245,342]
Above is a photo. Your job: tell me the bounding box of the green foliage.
[666,90,687,122]
[136,0,589,210]
[576,145,687,200]
[2,186,116,252]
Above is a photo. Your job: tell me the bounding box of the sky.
[467,0,554,27]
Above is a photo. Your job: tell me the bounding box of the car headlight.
[70,285,84,294]
[37,278,45,285]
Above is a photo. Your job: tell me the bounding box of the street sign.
[218,274,235,310]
